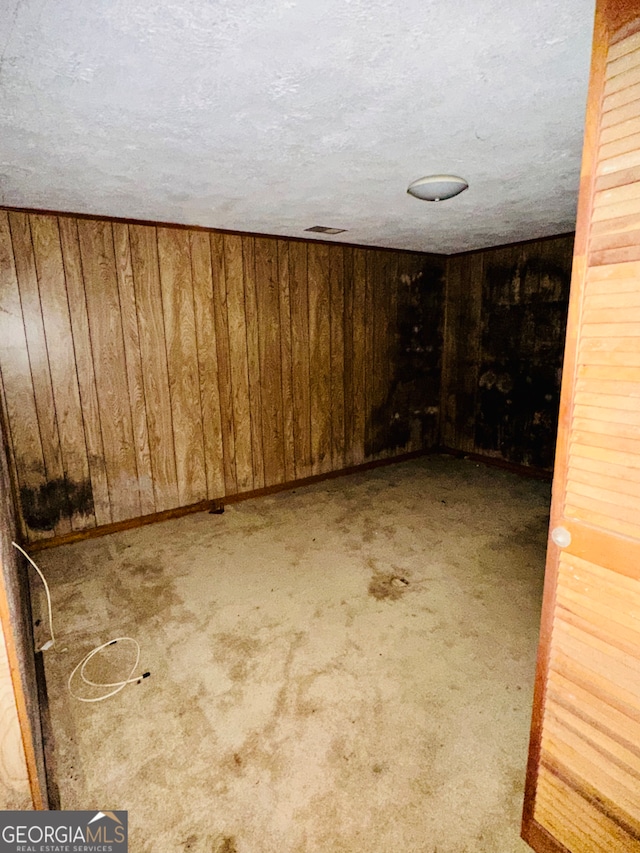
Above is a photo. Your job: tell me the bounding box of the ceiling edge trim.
[0,205,576,258]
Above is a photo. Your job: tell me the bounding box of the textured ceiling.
[0,0,595,253]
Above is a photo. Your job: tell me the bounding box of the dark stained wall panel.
[0,211,443,545]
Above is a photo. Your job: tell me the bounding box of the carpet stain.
[368,572,410,601]
[38,456,549,853]
[212,835,237,853]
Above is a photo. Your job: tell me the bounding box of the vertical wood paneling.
[368,250,392,459]
[277,240,296,483]
[364,249,374,459]
[441,252,483,452]
[308,242,332,475]
[242,237,265,490]
[255,237,285,487]
[112,223,155,516]
[58,218,112,527]
[329,246,346,469]
[443,237,572,467]
[397,252,442,454]
[343,247,356,466]
[189,230,225,499]
[128,224,179,512]
[157,227,207,506]
[351,248,367,465]
[441,256,460,449]
[1,211,446,544]
[0,213,50,541]
[29,215,93,531]
[386,251,400,453]
[77,219,141,522]
[289,241,312,479]
[8,213,70,536]
[210,232,238,495]
[367,252,389,458]
[225,234,254,491]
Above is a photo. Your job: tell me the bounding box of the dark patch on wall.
[366,260,444,456]
[475,256,570,470]
[20,477,94,531]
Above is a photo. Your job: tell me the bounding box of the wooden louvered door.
[522,4,640,853]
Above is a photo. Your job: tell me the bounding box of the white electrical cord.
[68,637,145,703]
[12,541,55,649]
[12,542,148,702]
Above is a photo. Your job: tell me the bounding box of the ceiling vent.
[304,226,348,234]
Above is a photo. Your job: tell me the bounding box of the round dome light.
[407,174,468,202]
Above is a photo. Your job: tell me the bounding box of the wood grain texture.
[8,212,70,537]
[277,240,296,483]
[443,236,573,469]
[396,253,444,453]
[441,252,483,452]
[308,242,332,475]
[241,237,265,490]
[350,249,367,465]
[189,230,225,499]
[210,232,238,495]
[224,234,254,491]
[112,223,155,516]
[524,7,640,853]
[0,625,30,809]
[29,215,92,532]
[0,420,46,808]
[368,250,388,459]
[58,217,111,527]
[157,227,207,506]
[254,237,285,487]
[329,246,346,469]
[289,241,312,479]
[0,210,444,543]
[342,248,356,466]
[77,219,141,522]
[128,224,179,512]
[0,213,50,542]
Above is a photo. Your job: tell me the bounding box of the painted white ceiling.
[0,0,595,253]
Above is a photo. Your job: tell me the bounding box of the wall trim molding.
[446,230,575,259]
[26,447,551,553]
[439,447,553,481]
[0,205,574,259]
[0,205,441,259]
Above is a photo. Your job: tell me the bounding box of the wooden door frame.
[0,406,48,809]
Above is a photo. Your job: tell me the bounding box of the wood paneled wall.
[0,210,444,545]
[442,235,575,470]
[0,402,46,807]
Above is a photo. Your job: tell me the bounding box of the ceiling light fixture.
[407,174,468,202]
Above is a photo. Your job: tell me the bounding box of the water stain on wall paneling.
[19,477,94,531]
[366,260,444,457]
[0,210,447,544]
[475,257,570,469]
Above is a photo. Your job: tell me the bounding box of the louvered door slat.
[524,10,640,851]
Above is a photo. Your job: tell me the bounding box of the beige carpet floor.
[34,455,550,853]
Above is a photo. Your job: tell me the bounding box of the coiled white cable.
[12,542,148,702]
[68,637,144,703]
